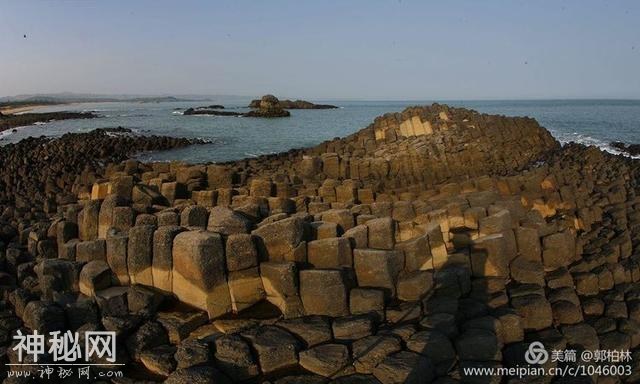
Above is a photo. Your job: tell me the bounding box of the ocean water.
[1,99,639,163]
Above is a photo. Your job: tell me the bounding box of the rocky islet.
[0,104,639,382]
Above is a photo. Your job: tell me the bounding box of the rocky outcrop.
[183,96,291,117]
[249,96,338,109]
[0,111,98,132]
[1,103,640,382]
[612,141,640,156]
[244,95,290,118]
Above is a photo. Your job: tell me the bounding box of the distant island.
[248,95,338,109]
[183,95,292,118]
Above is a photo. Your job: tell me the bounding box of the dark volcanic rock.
[0,128,203,216]
[183,108,242,116]
[0,111,98,132]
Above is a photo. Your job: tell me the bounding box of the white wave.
[172,111,183,115]
[555,131,640,159]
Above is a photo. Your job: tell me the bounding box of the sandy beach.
[0,103,52,114]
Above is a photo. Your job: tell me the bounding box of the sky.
[0,0,639,100]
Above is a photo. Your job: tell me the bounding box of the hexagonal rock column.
[98,195,125,239]
[127,225,156,286]
[299,269,349,317]
[152,226,185,293]
[259,261,304,318]
[172,230,231,319]
[365,217,395,250]
[180,205,209,229]
[207,206,252,236]
[227,267,266,313]
[354,249,404,298]
[79,261,112,297]
[307,237,352,268]
[252,217,307,263]
[470,233,510,277]
[106,231,129,285]
[241,325,301,375]
[78,200,101,241]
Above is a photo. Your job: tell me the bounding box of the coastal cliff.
[0,104,639,382]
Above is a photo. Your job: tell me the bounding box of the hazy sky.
[1,0,639,100]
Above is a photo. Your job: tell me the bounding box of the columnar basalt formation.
[1,104,640,383]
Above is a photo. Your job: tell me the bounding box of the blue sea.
[1,99,639,163]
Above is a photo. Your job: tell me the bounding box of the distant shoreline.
[0,103,63,114]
